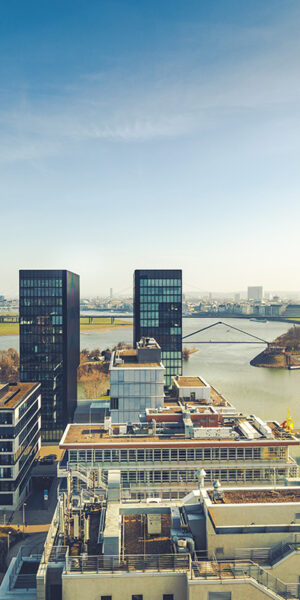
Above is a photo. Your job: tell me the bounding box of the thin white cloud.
[1,9,300,162]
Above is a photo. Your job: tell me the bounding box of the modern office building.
[58,375,299,500]
[248,286,263,301]
[0,382,41,510]
[109,337,165,423]
[134,269,182,386]
[19,270,80,441]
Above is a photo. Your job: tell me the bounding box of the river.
[1,317,299,430]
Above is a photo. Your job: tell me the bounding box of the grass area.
[0,323,19,335]
[80,318,132,332]
[0,319,132,336]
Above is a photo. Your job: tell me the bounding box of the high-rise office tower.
[247,286,263,301]
[133,269,182,386]
[19,270,79,441]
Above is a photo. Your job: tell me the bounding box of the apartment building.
[0,382,41,510]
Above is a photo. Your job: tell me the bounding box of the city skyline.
[1,1,300,295]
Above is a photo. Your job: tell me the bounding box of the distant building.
[234,292,240,302]
[134,269,182,386]
[109,337,165,423]
[0,382,41,510]
[248,286,263,301]
[284,304,300,318]
[110,287,113,299]
[19,270,80,441]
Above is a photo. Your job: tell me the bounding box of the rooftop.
[0,382,40,409]
[208,489,300,504]
[60,417,299,447]
[116,362,162,368]
[173,376,206,388]
[123,513,171,555]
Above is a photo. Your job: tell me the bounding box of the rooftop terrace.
[0,382,40,409]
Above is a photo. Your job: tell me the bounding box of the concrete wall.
[205,509,297,559]
[266,550,300,583]
[62,572,188,600]
[62,573,287,600]
[188,580,280,599]
[207,502,300,527]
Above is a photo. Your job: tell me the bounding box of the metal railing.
[46,545,69,563]
[65,553,190,574]
[191,560,300,599]
[8,548,42,591]
[236,534,300,566]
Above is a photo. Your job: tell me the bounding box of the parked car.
[40,454,57,465]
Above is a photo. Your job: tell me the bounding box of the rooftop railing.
[65,553,190,574]
[191,560,300,599]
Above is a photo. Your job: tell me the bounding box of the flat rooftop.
[208,489,300,504]
[123,513,171,555]
[174,376,206,388]
[0,382,39,409]
[60,419,299,447]
[117,362,161,368]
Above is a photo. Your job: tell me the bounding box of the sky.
[1,0,300,297]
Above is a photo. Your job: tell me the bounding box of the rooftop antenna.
[196,468,206,490]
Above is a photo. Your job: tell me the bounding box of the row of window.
[140,278,181,287]
[21,288,62,297]
[118,468,289,483]
[20,279,63,287]
[68,445,284,464]
[21,324,63,334]
[140,297,181,306]
[110,383,163,397]
[140,294,181,302]
[110,370,164,383]
[101,595,174,600]
[161,351,182,359]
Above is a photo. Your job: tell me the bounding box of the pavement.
[0,447,62,575]
[11,475,58,532]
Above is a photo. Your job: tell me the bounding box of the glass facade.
[133,270,182,386]
[19,270,80,441]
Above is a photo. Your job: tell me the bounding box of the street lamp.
[22,503,27,532]
[7,530,12,551]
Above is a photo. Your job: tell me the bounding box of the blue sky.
[1,0,300,296]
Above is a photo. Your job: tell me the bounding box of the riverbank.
[0,319,132,337]
[250,325,300,369]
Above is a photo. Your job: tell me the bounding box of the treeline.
[275,326,300,351]
[0,348,19,382]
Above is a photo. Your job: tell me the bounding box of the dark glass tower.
[19,270,79,441]
[134,269,182,386]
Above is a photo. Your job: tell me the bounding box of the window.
[163,596,174,600]
[132,596,143,600]
[208,593,231,600]
[110,398,119,410]
[101,597,112,600]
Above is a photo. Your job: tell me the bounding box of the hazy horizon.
[1,1,300,296]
